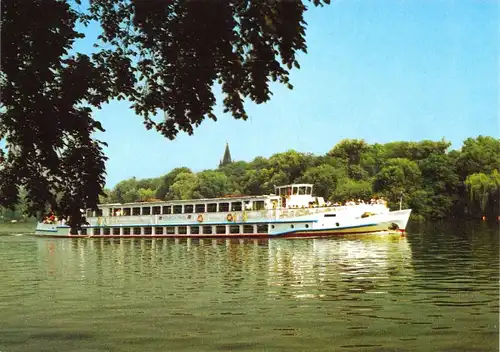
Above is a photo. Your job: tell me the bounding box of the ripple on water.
[0,224,498,352]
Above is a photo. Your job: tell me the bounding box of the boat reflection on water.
[36,235,413,303]
[266,235,414,300]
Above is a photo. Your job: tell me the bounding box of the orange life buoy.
[227,213,233,222]
[197,214,203,223]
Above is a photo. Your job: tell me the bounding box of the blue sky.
[75,0,498,188]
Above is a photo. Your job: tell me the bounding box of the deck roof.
[98,194,278,208]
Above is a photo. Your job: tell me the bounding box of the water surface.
[0,222,498,351]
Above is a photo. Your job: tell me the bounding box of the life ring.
[197,214,203,223]
[227,213,233,222]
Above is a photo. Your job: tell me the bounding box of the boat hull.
[34,219,409,239]
[35,207,412,239]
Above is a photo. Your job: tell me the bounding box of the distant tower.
[219,142,233,167]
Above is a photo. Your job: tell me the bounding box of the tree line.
[92,136,499,221]
[2,136,498,222]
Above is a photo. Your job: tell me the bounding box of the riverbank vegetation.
[96,136,498,221]
[1,136,498,222]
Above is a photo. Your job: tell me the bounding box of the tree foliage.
[0,0,330,227]
[91,136,500,222]
[465,170,499,212]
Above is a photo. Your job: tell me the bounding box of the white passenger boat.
[35,184,411,238]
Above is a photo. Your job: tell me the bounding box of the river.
[0,221,498,351]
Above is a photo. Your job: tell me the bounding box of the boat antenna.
[399,191,403,210]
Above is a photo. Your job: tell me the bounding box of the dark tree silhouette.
[0,0,330,228]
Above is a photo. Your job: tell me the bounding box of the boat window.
[114,208,122,216]
[293,186,298,195]
[103,227,111,235]
[132,207,141,216]
[178,226,187,234]
[253,201,265,210]
[195,204,205,213]
[257,224,269,234]
[306,186,312,195]
[93,228,100,236]
[298,187,305,195]
[152,206,161,215]
[123,227,131,235]
[112,227,120,235]
[80,228,87,235]
[144,227,152,235]
[324,214,336,217]
[231,202,242,211]
[218,203,229,212]
[203,226,212,234]
[229,225,240,234]
[166,226,175,234]
[155,227,163,235]
[243,225,254,234]
[142,207,151,215]
[96,209,103,217]
[163,206,171,214]
[86,210,93,218]
[190,226,200,235]
[216,225,226,234]
[133,227,141,235]
[123,208,131,216]
[173,205,182,214]
[207,203,217,213]
[184,204,194,213]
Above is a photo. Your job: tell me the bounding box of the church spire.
[219,142,233,167]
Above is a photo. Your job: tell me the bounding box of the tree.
[155,167,192,200]
[1,0,111,229]
[457,136,500,179]
[465,170,500,216]
[167,173,199,200]
[193,170,233,198]
[298,164,345,199]
[107,177,139,203]
[373,158,422,207]
[0,0,330,227]
[414,153,460,219]
[331,179,372,202]
[328,139,369,178]
[268,150,315,182]
[328,139,368,165]
[138,188,156,202]
[219,161,251,194]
